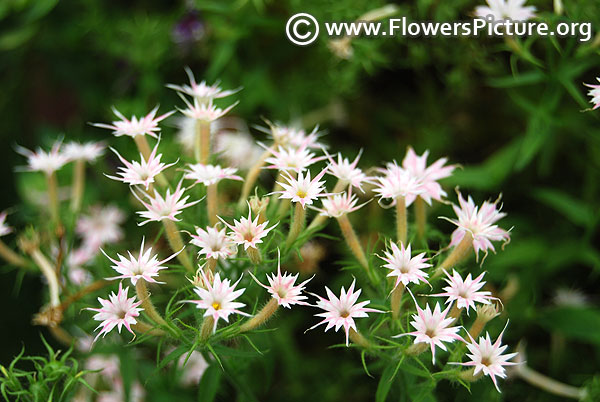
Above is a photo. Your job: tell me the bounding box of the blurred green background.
[1,0,600,401]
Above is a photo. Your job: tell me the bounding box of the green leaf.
[532,188,595,228]
[538,307,600,345]
[197,364,222,402]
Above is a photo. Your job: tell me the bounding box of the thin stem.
[46,172,60,226]
[70,160,86,212]
[200,316,214,341]
[238,149,270,208]
[31,249,61,307]
[349,328,374,349]
[134,135,152,161]
[459,367,484,382]
[49,326,74,346]
[449,303,462,321]
[135,280,168,327]
[390,283,405,320]
[308,180,346,230]
[276,199,291,219]
[59,280,109,312]
[405,342,428,356]
[515,365,586,400]
[246,247,262,265]
[205,257,217,274]
[195,120,211,164]
[468,314,490,340]
[286,203,306,248]
[132,321,167,337]
[0,239,28,267]
[415,197,426,243]
[395,196,407,246]
[162,219,194,272]
[240,298,279,333]
[206,184,218,226]
[433,232,473,278]
[337,214,369,273]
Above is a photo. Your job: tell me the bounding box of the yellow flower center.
[212,302,221,310]
[296,190,307,198]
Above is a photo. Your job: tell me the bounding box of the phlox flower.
[62,141,105,162]
[261,123,323,149]
[443,192,510,260]
[324,149,368,192]
[264,144,325,173]
[178,97,237,122]
[185,271,249,333]
[474,0,536,21]
[0,212,13,237]
[107,141,176,190]
[219,208,276,250]
[453,325,519,392]
[93,106,174,138]
[76,205,125,249]
[584,77,600,110]
[189,225,236,260]
[183,163,243,186]
[87,283,143,341]
[432,270,495,314]
[136,181,200,225]
[273,168,330,209]
[103,237,179,285]
[379,242,431,290]
[249,251,313,308]
[178,351,209,386]
[395,293,463,364]
[214,131,264,170]
[16,141,69,175]
[402,147,455,204]
[308,280,383,346]
[372,162,424,207]
[167,67,240,102]
[318,190,367,218]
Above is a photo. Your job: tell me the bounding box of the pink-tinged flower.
[219,208,277,250]
[185,271,249,333]
[395,294,463,364]
[68,266,93,286]
[16,141,69,175]
[474,0,536,21]
[178,97,237,122]
[178,351,209,386]
[136,181,200,225]
[264,144,325,173]
[372,163,424,207]
[432,270,495,314]
[444,192,510,259]
[103,237,179,285]
[324,149,368,191]
[214,131,264,170]
[454,327,519,392]
[62,141,105,162]
[107,141,176,190]
[249,251,313,308]
[87,283,143,341]
[585,78,600,110]
[308,280,384,346]
[0,212,13,237]
[380,242,431,290]
[85,355,121,381]
[93,106,174,138]
[189,225,236,260]
[167,68,240,102]
[273,168,330,209]
[76,205,125,249]
[183,163,243,186]
[318,190,367,218]
[261,123,323,150]
[402,147,455,204]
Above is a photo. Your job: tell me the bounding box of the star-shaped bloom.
[62,141,105,162]
[318,190,367,218]
[93,106,174,138]
[219,208,277,250]
[107,141,176,190]
[189,225,236,260]
[178,97,237,122]
[185,271,249,333]
[372,163,424,207]
[136,181,200,225]
[249,251,313,308]
[585,77,600,110]
[103,237,179,285]
[16,141,70,175]
[444,192,510,259]
[183,163,243,186]
[272,167,330,209]
[474,0,536,21]
[401,147,455,204]
[308,280,384,346]
[260,123,323,150]
[432,270,495,314]
[87,283,143,341]
[0,212,13,237]
[395,294,463,364]
[454,327,519,392]
[167,68,240,103]
[324,149,368,192]
[76,205,125,249]
[379,242,431,290]
[264,144,325,173]
[214,131,264,170]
